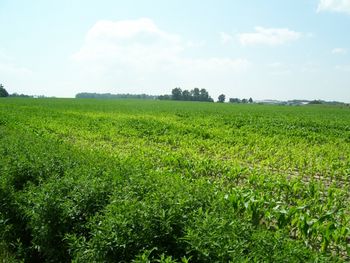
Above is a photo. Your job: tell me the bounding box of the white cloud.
[332,48,348,54]
[266,62,322,75]
[186,40,206,48]
[73,18,183,65]
[300,62,321,73]
[335,65,350,71]
[0,62,33,76]
[317,0,350,14]
[267,62,293,75]
[268,62,284,68]
[238,27,301,46]
[0,53,35,94]
[72,18,250,95]
[86,18,180,43]
[0,52,33,76]
[220,32,234,44]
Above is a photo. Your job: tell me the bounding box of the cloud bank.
[238,27,301,46]
[331,48,348,54]
[317,0,350,14]
[72,18,249,95]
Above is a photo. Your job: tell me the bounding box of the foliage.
[0,84,9,97]
[0,98,349,262]
[217,94,225,103]
[229,97,253,104]
[162,88,214,102]
[172,87,183,100]
[309,100,323,105]
[76,92,157,99]
[229,97,241,103]
[9,93,33,98]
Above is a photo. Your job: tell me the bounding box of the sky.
[0,0,350,101]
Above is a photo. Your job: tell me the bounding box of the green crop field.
[0,98,349,262]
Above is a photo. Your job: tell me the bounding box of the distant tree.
[0,84,9,97]
[158,95,172,100]
[199,88,209,101]
[218,94,226,103]
[76,92,157,100]
[248,97,253,103]
[9,93,32,98]
[191,88,200,101]
[229,98,241,103]
[242,98,248,103]
[159,88,214,102]
[308,100,322,105]
[182,89,191,101]
[172,87,182,100]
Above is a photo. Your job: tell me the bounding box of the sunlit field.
[1,98,349,262]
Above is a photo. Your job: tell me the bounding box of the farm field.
[0,98,350,262]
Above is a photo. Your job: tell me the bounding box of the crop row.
[0,98,349,262]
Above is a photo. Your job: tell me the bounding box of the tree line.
[229,97,253,103]
[0,84,9,97]
[76,92,157,99]
[1,84,255,103]
[159,87,214,102]
[0,84,33,98]
[158,88,253,103]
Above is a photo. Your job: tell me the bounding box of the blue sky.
[0,0,350,101]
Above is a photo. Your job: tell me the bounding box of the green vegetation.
[0,84,33,98]
[229,97,253,104]
[218,94,226,103]
[0,84,9,97]
[76,92,157,100]
[0,98,349,262]
[159,88,214,102]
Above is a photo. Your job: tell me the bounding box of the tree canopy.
[160,88,214,102]
[76,92,157,99]
[229,97,254,104]
[0,84,9,97]
[218,94,226,103]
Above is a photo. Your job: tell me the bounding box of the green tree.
[249,97,253,103]
[308,100,322,105]
[218,94,226,103]
[158,95,171,100]
[229,98,241,103]
[191,88,200,101]
[0,84,9,97]
[171,87,182,100]
[199,88,209,101]
[182,90,191,101]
